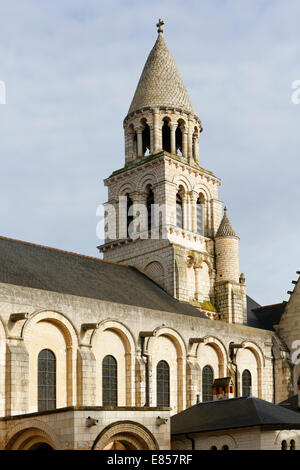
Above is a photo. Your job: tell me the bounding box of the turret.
[215,207,239,283]
[214,208,247,324]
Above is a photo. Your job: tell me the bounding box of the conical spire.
[128,20,195,115]
[215,208,238,238]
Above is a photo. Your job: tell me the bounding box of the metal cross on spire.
[156,18,165,34]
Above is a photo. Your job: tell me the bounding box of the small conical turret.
[215,207,238,238]
[215,207,239,283]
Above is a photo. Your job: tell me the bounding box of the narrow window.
[162,119,171,152]
[196,196,204,235]
[102,355,117,406]
[146,187,154,231]
[202,365,213,402]
[38,349,56,412]
[176,192,183,228]
[290,440,295,451]
[242,369,252,397]
[281,440,287,450]
[127,194,133,238]
[141,119,150,156]
[156,360,170,407]
[175,124,183,155]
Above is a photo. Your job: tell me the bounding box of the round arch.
[136,173,157,193]
[22,310,78,407]
[117,182,135,197]
[5,420,61,450]
[144,326,187,412]
[92,420,159,450]
[22,310,79,348]
[172,174,192,193]
[238,341,265,398]
[189,336,228,377]
[91,319,137,406]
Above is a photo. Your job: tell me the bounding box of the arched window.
[222,445,229,450]
[126,194,133,238]
[146,186,154,231]
[242,369,252,397]
[156,360,170,407]
[196,194,205,235]
[175,123,183,156]
[162,118,171,152]
[102,355,117,406]
[202,365,214,402]
[38,349,56,412]
[281,440,287,450]
[176,192,183,228]
[290,440,295,450]
[141,119,150,156]
[210,446,217,451]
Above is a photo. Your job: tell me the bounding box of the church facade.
[0,21,299,450]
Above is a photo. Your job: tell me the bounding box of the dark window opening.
[196,197,204,235]
[38,349,56,412]
[157,360,170,407]
[176,193,183,228]
[146,187,154,231]
[281,440,287,450]
[175,125,182,155]
[162,119,171,152]
[127,194,133,238]
[142,122,151,156]
[242,369,252,397]
[102,355,117,406]
[202,365,213,402]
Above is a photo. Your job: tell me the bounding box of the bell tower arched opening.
[176,120,184,156]
[162,118,171,152]
[146,185,154,231]
[141,119,151,157]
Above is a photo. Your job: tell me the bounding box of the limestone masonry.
[0,20,299,451]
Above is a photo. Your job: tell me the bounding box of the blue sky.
[0,0,299,305]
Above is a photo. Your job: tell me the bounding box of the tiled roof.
[215,208,238,238]
[171,396,300,435]
[128,33,195,115]
[0,236,207,318]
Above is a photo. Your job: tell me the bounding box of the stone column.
[129,192,144,239]
[194,134,199,163]
[194,263,202,301]
[77,346,96,406]
[153,108,162,153]
[6,340,29,416]
[136,126,144,158]
[182,127,188,157]
[128,128,135,161]
[189,191,198,233]
[181,193,187,230]
[169,122,177,155]
[188,118,194,161]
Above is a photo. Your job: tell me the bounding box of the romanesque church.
[0,20,299,451]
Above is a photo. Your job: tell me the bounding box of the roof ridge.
[0,235,129,268]
[252,302,287,311]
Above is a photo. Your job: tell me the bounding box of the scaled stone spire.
[128,20,195,115]
[215,208,238,238]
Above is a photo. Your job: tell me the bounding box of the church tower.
[98,20,247,324]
